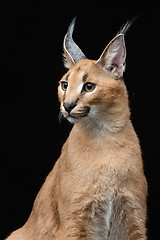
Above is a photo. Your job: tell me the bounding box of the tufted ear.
[96,34,126,79]
[63,18,87,69]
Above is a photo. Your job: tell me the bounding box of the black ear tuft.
[117,15,142,35]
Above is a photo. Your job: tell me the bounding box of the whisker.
[58,112,64,124]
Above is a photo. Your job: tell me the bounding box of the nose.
[63,102,76,113]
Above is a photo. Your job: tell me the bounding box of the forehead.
[61,59,96,83]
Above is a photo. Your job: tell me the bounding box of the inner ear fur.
[63,36,75,69]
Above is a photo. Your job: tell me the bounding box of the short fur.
[5,20,147,240]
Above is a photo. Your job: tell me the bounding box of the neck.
[75,114,130,139]
[67,118,139,168]
[71,120,133,148]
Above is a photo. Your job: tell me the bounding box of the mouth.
[64,106,90,122]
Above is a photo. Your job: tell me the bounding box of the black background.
[0,1,159,239]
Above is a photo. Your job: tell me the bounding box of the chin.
[61,112,79,124]
[67,116,79,124]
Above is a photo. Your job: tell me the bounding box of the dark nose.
[63,102,76,113]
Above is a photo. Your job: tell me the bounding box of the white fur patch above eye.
[76,82,84,95]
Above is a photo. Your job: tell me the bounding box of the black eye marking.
[65,73,70,81]
[82,74,88,82]
[75,98,79,104]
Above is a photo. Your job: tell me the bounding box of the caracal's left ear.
[96,33,126,79]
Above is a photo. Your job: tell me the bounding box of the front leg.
[93,194,147,240]
[62,194,146,240]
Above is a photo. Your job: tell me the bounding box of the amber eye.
[83,82,96,92]
[61,81,68,91]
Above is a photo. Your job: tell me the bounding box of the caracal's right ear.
[95,34,126,79]
[63,18,87,69]
[95,19,136,79]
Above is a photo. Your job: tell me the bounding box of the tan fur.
[5,58,147,239]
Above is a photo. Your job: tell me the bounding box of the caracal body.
[6,19,147,240]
